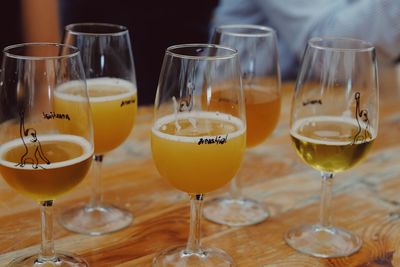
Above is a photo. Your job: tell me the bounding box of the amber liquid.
[0,135,93,201]
[244,85,280,147]
[204,77,280,147]
[291,116,375,173]
[151,112,246,193]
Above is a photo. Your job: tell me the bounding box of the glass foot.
[6,252,89,267]
[152,246,235,267]
[203,197,269,226]
[58,204,133,235]
[284,224,362,258]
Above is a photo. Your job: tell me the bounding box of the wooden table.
[0,78,400,266]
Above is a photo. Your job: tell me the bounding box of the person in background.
[20,0,60,43]
[212,0,400,84]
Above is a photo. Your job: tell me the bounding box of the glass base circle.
[6,252,89,267]
[152,246,236,267]
[203,197,269,226]
[58,204,133,236]
[284,224,362,258]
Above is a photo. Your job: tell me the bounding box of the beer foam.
[55,80,88,102]
[244,85,280,103]
[0,134,93,169]
[55,77,137,103]
[152,111,246,143]
[290,115,376,145]
[86,77,137,103]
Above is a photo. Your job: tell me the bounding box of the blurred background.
[1,0,219,106]
[1,0,399,105]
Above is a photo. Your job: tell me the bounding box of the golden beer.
[291,116,375,173]
[151,112,246,193]
[0,135,93,201]
[55,78,137,154]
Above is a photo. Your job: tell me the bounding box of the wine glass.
[0,43,93,266]
[58,23,138,235]
[203,24,281,226]
[285,37,379,258]
[151,44,246,266]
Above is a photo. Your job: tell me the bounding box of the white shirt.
[212,0,400,79]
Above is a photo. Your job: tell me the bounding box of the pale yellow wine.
[151,112,246,193]
[290,116,375,173]
[55,78,137,154]
[0,135,93,202]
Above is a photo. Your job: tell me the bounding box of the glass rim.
[215,24,276,37]
[166,43,238,60]
[308,36,375,52]
[3,42,80,60]
[65,22,129,36]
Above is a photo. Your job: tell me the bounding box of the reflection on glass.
[285,37,379,258]
[0,43,93,266]
[204,24,281,226]
[151,44,245,266]
[58,23,138,236]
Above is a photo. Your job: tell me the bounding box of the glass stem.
[38,200,57,263]
[186,194,204,254]
[89,154,103,208]
[319,172,334,228]
[230,176,242,200]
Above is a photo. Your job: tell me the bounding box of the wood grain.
[0,76,400,266]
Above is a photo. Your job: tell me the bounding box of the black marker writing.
[302,99,322,106]
[179,96,192,112]
[198,135,228,145]
[353,92,371,144]
[17,110,51,169]
[120,98,136,107]
[43,112,70,120]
